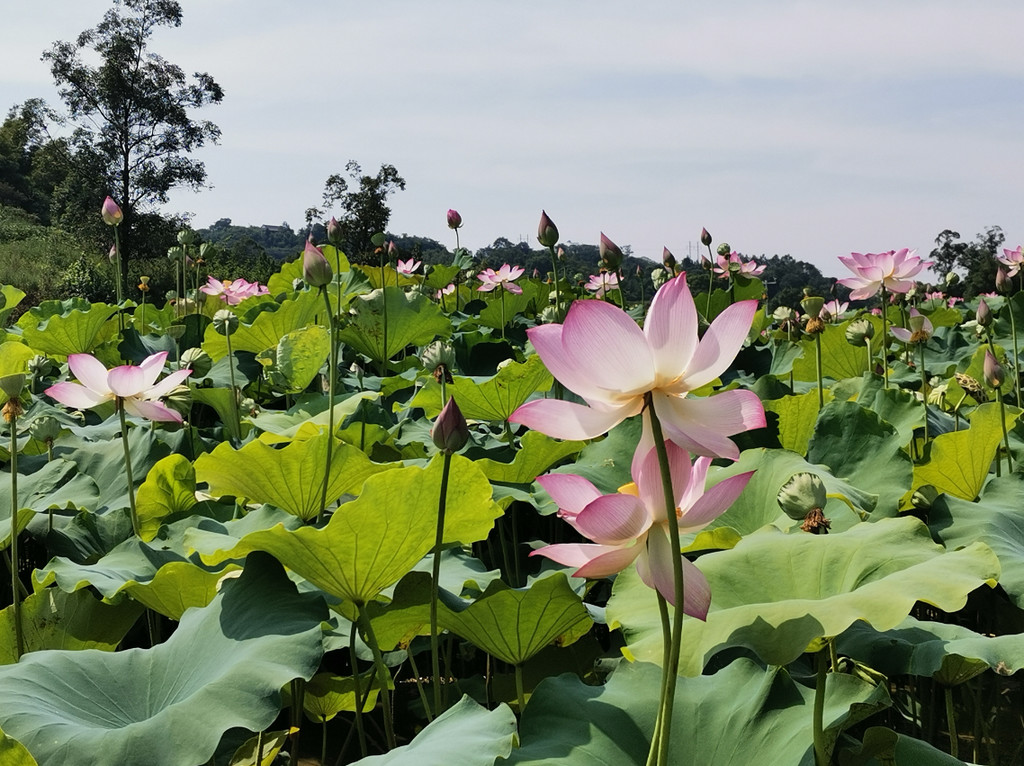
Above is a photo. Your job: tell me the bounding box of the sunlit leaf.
[17,302,117,357]
[202,290,321,361]
[338,288,451,368]
[135,454,197,542]
[411,356,552,422]
[255,324,330,394]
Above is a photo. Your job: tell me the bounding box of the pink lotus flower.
[713,252,765,279]
[396,258,422,276]
[435,283,456,300]
[998,246,1023,277]
[447,209,463,230]
[199,276,269,306]
[510,273,765,460]
[46,352,191,422]
[890,308,934,344]
[585,272,620,298]
[837,249,933,300]
[822,299,849,319]
[101,196,123,226]
[477,264,524,294]
[533,441,753,619]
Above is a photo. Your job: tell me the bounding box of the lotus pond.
[0,232,1022,766]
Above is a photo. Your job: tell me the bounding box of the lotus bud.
[945,271,960,287]
[556,246,566,261]
[537,210,559,248]
[911,484,940,511]
[984,349,1005,389]
[431,397,470,454]
[327,216,344,246]
[599,233,623,271]
[716,242,731,257]
[447,209,463,230]
[212,309,239,336]
[180,347,212,378]
[700,228,712,247]
[101,196,123,226]
[976,298,992,327]
[662,247,677,273]
[845,318,874,346]
[177,230,197,246]
[29,415,61,444]
[387,240,398,259]
[302,240,333,288]
[778,472,831,534]
[650,267,669,290]
[996,266,1011,294]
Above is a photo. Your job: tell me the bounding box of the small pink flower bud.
[537,210,559,248]
[984,349,1005,389]
[431,397,469,454]
[599,233,623,271]
[662,247,677,271]
[700,228,712,247]
[302,240,333,288]
[976,298,992,327]
[101,196,123,226]
[447,209,463,229]
[996,266,1011,294]
[327,216,343,246]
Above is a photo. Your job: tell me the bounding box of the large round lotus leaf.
[508,658,888,766]
[17,302,117,357]
[929,472,1024,608]
[338,287,452,368]
[410,355,552,421]
[792,320,872,382]
[194,431,389,520]
[475,431,584,485]
[351,696,516,766]
[60,427,170,513]
[607,516,1000,676]
[201,289,320,361]
[1,458,98,550]
[134,454,197,542]
[763,389,832,455]
[193,454,502,604]
[840,726,969,765]
[0,553,326,766]
[256,324,331,394]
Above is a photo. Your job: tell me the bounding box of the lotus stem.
[880,285,889,388]
[814,332,824,410]
[223,324,242,442]
[8,406,24,660]
[616,268,626,310]
[644,393,684,766]
[500,289,506,341]
[997,393,1013,474]
[430,451,453,718]
[946,686,959,759]
[548,244,561,319]
[1009,298,1022,409]
[357,603,396,749]
[117,400,141,537]
[645,594,673,766]
[515,663,526,713]
[380,251,389,377]
[318,286,337,526]
[406,649,433,722]
[348,622,368,758]
[454,229,462,313]
[812,648,828,766]
[919,343,930,443]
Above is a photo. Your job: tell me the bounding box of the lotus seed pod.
[911,484,940,511]
[0,373,25,400]
[845,318,875,346]
[777,472,827,521]
[163,384,193,418]
[716,242,731,257]
[180,347,212,378]
[800,295,824,319]
[538,306,559,324]
[212,309,239,336]
[29,415,61,444]
[650,267,669,290]
[421,340,456,372]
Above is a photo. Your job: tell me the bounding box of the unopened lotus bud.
[911,484,940,511]
[327,216,344,246]
[431,397,470,454]
[662,247,677,272]
[101,196,123,226]
[778,472,828,520]
[996,266,1011,294]
[29,415,60,444]
[180,347,212,378]
[447,209,463,230]
[537,210,559,248]
[650,267,669,290]
[984,349,1005,389]
[599,233,623,271]
[976,298,992,327]
[845,318,875,346]
[716,242,731,257]
[109,244,117,264]
[945,271,960,287]
[700,228,712,247]
[387,240,398,258]
[212,309,239,336]
[302,240,333,288]
[177,230,197,246]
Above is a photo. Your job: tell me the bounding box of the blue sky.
[3,0,1023,278]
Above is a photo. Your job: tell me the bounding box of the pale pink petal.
[67,354,111,396]
[885,279,914,294]
[635,441,692,523]
[144,367,192,399]
[531,542,638,577]
[890,327,912,343]
[136,352,169,389]
[123,398,183,423]
[510,398,637,441]
[574,543,646,579]
[527,324,606,401]
[636,533,712,619]
[678,471,755,533]
[683,300,758,390]
[477,282,497,292]
[652,389,765,460]
[644,274,699,385]
[45,381,110,410]
[108,365,148,397]
[572,494,651,545]
[503,282,523,294]
[536,474,603,516]
[559,300,654,397]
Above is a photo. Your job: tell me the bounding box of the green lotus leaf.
[350,696,516,766]
[135,454,197,542]
[255,324,331,394]
[438,572,592,666]
[267,246,350,296]
[0,459,98,549]
[411,355,553,422]
[837,616,1024,684]
[0,553,327,766]
[194,454,502,604]
[194,431,388,520]
[0,285,27,326]
[764,389,832,455]
[338,287,451,369]
[509,658,888,766]
[201,290,321,361]
[17,302,117,357]
[424,264,460,290]
[840,726,970,765]
[475,431,584,485]
[476,291,532,330]
[833,374,923,448]
[0,727,36,766]
[806,400,913,516]
[929,472,1024,608]
[190,386,246,442]
[247,391,380,439]
[607,517,1000,676]
[60,427,170,513]
[699,279,764,323]
[0,341,33,404]
[793,319,876,382]
[0,587,143,665]
[301,672,379,722]
[227,729,288,766]
[912,402,1014,501]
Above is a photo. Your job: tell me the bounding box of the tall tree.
[930,226,1004,299]
[43,0,223,294]
[312,161,406,262]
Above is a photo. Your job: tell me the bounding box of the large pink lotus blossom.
[837,249,932,300]
[396,258,422,276]
[533,442,753,619]
[998,246,1023,277]
[510,273,765,460]
[199,276,269,306]
[585,271,620,298]
[477,264,524,294]
[713,252,765,279]
[46,352,191,422]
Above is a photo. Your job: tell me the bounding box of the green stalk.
[223,325,242,442]
[348,622,368,758]
[500,288,506,341]
[945,686,959,760]
[380,253,389,377]
[317,287,337,526]
[357,603,396,749]
[8,407,24,660]
[548,244,561,319]
[880,285,889,388]
[997,393,1013,474]
[406,649,433,722]
[1009,298,1022,408]
[117,400,141,537]
[919,342,930,443]
[814,332,824,410]
[616,268,625,309]
[430,451,453,718]
[515,663,526,712]
[454,229,462,313]
[812,649,828,766]
[644,394,685,766]
[645,594,673,766]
